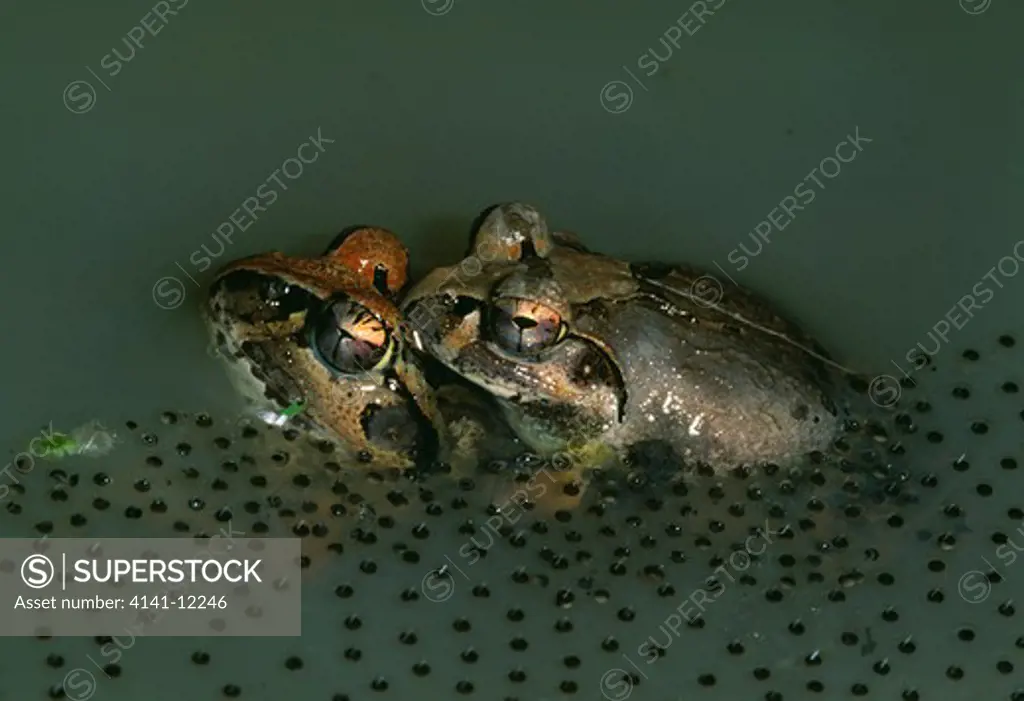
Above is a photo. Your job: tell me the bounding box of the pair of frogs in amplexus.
[204,202,878,510]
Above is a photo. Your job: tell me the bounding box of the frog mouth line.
[448,338,629,426]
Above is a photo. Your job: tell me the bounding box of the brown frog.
[203,226,450,469]
[401,202,863,481]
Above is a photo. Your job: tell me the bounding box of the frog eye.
[488,297,567,356]
[309,298,396,374]
[470,202,554,262]
[323,226,410,297]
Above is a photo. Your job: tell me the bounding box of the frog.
[203,225,454,469]
[401,202,869,483]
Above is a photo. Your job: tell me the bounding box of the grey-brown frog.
[401,203,864,480]
[203,226,452,469]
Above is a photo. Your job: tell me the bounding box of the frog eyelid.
[323,224,372,257]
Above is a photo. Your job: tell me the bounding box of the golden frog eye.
[310,297,395,375]
[488,297,567,356]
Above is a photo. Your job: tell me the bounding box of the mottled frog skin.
[203,226,449,469]
[402,203,859,475]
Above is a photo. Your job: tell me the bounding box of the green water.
[2,0,1021,439]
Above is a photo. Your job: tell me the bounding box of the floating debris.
[281,401,305,417]
[255,401,305,428]
[37,420,119,459]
